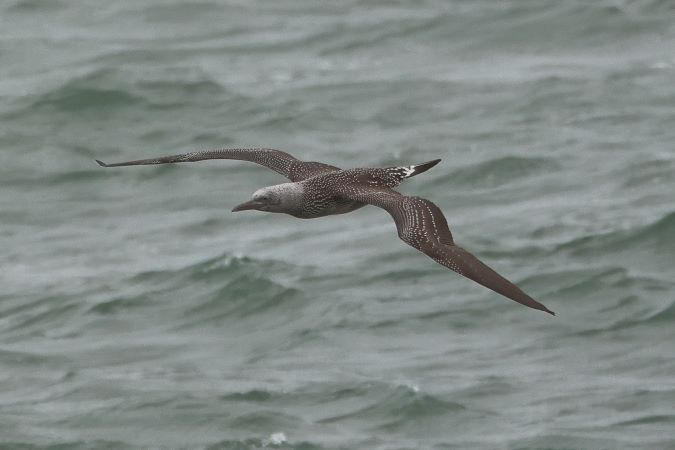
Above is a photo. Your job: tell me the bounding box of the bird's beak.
[232,200,264,212]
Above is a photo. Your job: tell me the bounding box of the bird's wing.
[335,185,554,315]
[96,148,340,182]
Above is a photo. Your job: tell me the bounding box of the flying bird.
[97,148,554,315]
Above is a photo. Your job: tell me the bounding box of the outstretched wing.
[96,147,339,182]
[336,185,554,315]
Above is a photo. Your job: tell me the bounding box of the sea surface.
[2,1,675,449]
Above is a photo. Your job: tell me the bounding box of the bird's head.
[231,183,302,214]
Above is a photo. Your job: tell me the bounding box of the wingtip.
[531,300,555,315]
[95,159,109,167]
[542,307,555,316]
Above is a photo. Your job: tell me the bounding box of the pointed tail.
[403,159,441,179]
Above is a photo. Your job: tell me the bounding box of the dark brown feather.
[334,185,554,314]
[96,148,339,182]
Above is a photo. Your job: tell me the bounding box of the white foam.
[264,432,287,446]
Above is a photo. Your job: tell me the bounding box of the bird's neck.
[269,182,305,214]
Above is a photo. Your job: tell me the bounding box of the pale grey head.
[231,182,304,215]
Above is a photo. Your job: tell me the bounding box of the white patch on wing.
[402,165,416,177]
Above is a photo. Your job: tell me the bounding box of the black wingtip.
[530,302,555,316]
[537,304,555,315]
[95,159,109,167]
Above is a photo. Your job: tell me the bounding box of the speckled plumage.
[98,147,554,315]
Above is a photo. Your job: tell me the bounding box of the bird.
[97,148,554,315]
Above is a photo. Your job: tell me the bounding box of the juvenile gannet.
[97,148,554,315]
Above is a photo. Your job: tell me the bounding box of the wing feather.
[96,147,339,182]
[337,185,554,314]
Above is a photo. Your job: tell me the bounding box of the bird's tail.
[357,159,441,188]
[402,159,441,179]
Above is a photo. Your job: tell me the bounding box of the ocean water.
[2,0,675,448]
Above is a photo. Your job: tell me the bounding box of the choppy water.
[2,1,675,449]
